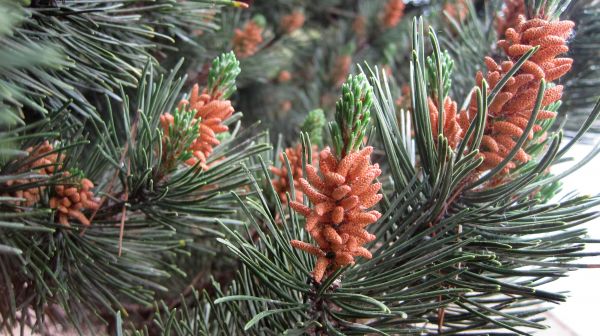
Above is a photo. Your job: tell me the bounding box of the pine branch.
[0,52,270,334]
[3,1,600,335]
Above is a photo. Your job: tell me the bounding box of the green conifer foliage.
[1,0,599,335]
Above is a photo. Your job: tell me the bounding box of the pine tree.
[1,0,599,335]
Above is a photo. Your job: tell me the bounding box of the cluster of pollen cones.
[270,144,318,204]
[49,173,100,227]
[2,141,60,207]
[1,141,100,227]
[289,146,382,282]
[160,84,234,171]
[444,0,469,23]
[429,97,463,149]
[435,14,573,176]
[496,0,525,35]
[332,55,352,87]
[382,0,405,29]
[352,15,367,40]
[280,10,305,34]
[232,21,263,58]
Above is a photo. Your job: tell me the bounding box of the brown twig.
[437,301,446,335]
[432,171,477,333]
[118,160,130,257]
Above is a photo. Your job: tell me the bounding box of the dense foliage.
[1,0,599,335]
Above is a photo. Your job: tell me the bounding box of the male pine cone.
[290,146,382,282]
[457,14,574,174]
